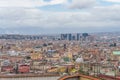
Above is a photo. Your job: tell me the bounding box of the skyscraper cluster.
[61,33,89,41]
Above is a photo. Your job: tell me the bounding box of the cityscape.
[0,0,120,80]
[0,32,120,80]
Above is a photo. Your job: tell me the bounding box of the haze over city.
[0,0,120,34]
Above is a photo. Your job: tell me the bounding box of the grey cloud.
[68,0,97,9]
[91,5,120,21]
[0,4,120,34]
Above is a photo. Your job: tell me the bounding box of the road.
[0,77,59,80]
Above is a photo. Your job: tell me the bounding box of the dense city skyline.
[0,0,120,34]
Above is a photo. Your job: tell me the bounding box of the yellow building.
[31,53,42,60]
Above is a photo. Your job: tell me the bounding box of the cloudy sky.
[0,0,120,34]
